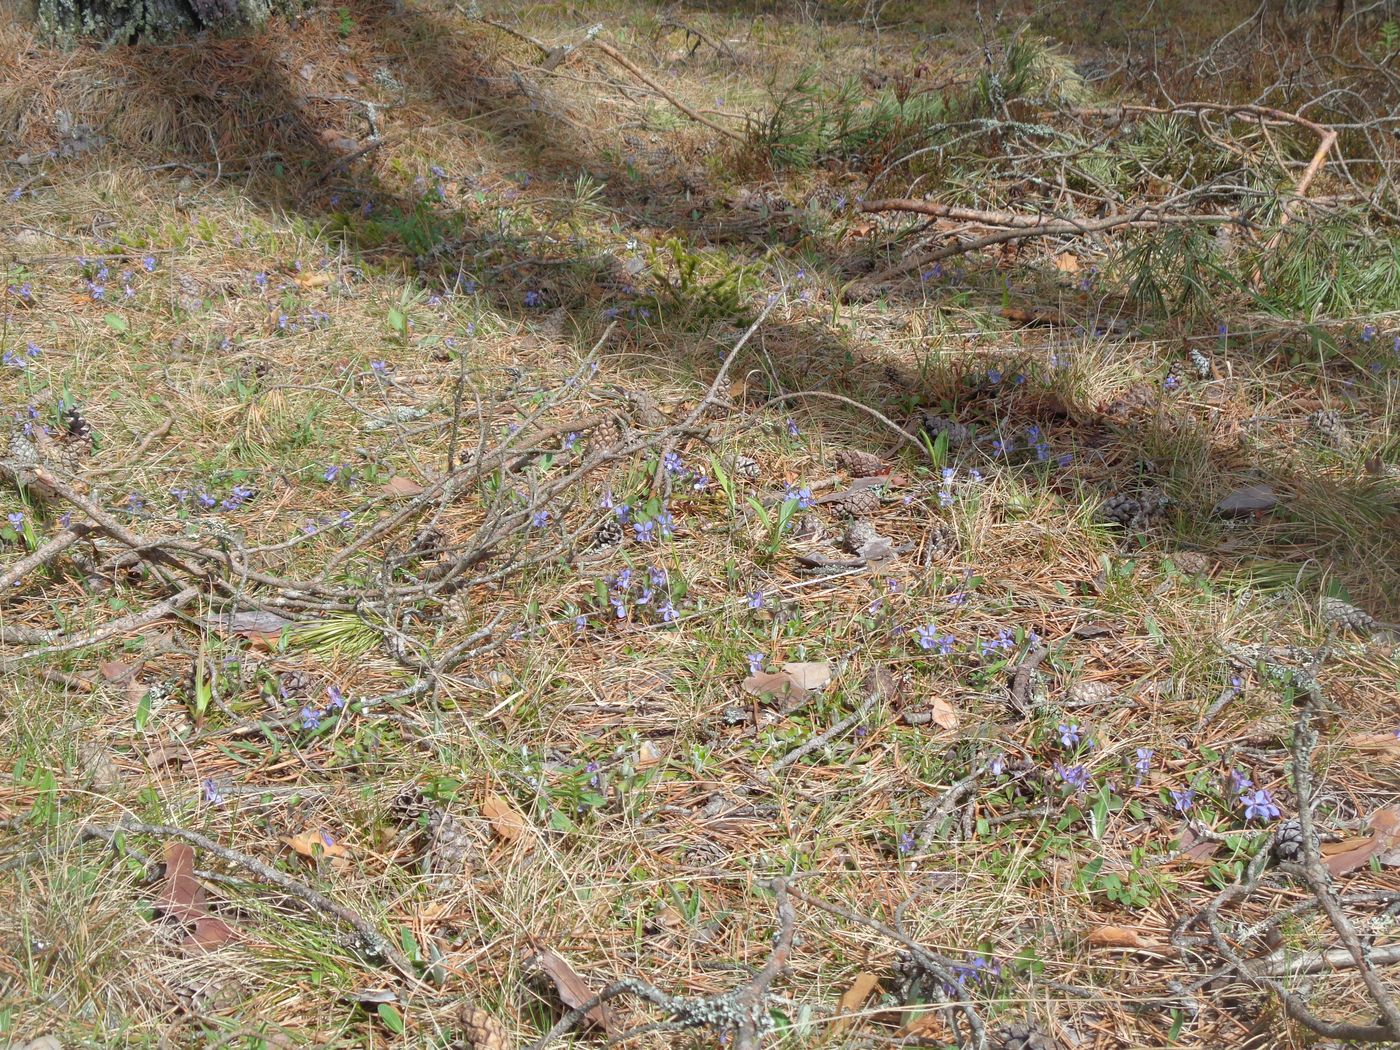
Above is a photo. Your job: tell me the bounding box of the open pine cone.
[460,1004,511,1050]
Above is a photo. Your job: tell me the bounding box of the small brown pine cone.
[731,454,760,482]
[1066,680,1116,706]
[1170,551,1211,575]
[817,486,881,519]
[834,449,886,477]
[460,1004,512,1050]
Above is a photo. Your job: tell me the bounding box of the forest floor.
[2,1,1400,1048]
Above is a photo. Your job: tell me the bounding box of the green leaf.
[386,307,406,334]
[376,1003,405,1035]
[104,313,129,333]
[135,688,152,731]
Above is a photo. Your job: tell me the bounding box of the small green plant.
[335,6,354,37]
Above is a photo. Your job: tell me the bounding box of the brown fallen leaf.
[532,946,614,1034]
[293,272,331,291]
[1325,807,1400,876]
[1174,824,1221,866]
[781,661,831,691]
[1054,251,1080,273]
[636,740,663,769]
[833,971,881,1032]
[155,843,237,950]
[928,695,959,730]
[742,670,809,704]
[282,828,352,869]
[481,793,527,842]
[99,659,137,682]
[381,476,425,497]
[1344,732,1400,758]
[1086,924,1172,954]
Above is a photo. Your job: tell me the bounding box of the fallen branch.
[89,820,420,983]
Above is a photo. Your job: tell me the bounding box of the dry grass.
[2,1,1400,1048]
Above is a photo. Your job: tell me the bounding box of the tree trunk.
[36,0,299,44]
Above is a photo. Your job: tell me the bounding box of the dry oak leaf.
[282,828,352,869]
[743,671,808,704]
[531,945,614,1034]
[1085,924,1175,956]
[381,476,425,497]
[833,971,881,1032]
[928,695,959,730]
[155,842,237,950]
[481,793,528,842]
[781,661,832,691]
[1323,807,1400,877]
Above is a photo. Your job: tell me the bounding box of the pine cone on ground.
[730,455,760,482]
[993,1019,1057,1050]
[1170,551,1211,575]
[841,519,881,553]
[918,411,971,449]
[593,517,623,548]
[423,807,481,880]
[278,669,313,698]
[1066,680,1116,706]
[1272,817,1304,863]
[926,522,958,558]
[460,1004,512,1050]
[1099,492,1140,528]
[834,449,886,477]
[816,485,881,519]
[1309,408,1348,448]
[1321,596,1375,633]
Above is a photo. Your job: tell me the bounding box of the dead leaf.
[1174,824,1221,866]
[293,272,331,291]
[742,670,809,704]
[1054,251,1080,273]
[98,659,136,682]
[532,947,613,1034]
[1345,732,1400,758]
[1087,925,1157,950]
[928,695,959,730]
[481,793,527,842]
[282,828,352,868]
[155,842,237,950]
[636,740,663,769]
[781,661,832,691]
[833,971,881,1032]
[157,843,205,923]
[1213,484,1279,517]
[1323,807,1400,876]
[381,476,425,497]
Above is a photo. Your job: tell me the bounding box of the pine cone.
[7,427,39,466]
[1170,551,1211,575]
[1066,680,1116,706]
[460,1004,512,1050]
[1099,492,1140,528]
[834,449,886,477]
[1321,596,1375,633]
[817,485,881,519]
[841,519,881,553]
[424,808,480,879]
[918,412,971,449]
[593,517,623,548]
[278,669,313,698]
[1100,488,1167,530]
[1272,817,1304,863]
[926,522,957,557]
[993,1019,1057,1050]
[731,455,760,482]
[1309,408,1348,448]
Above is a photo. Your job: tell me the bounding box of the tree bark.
[36,0,300,44]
